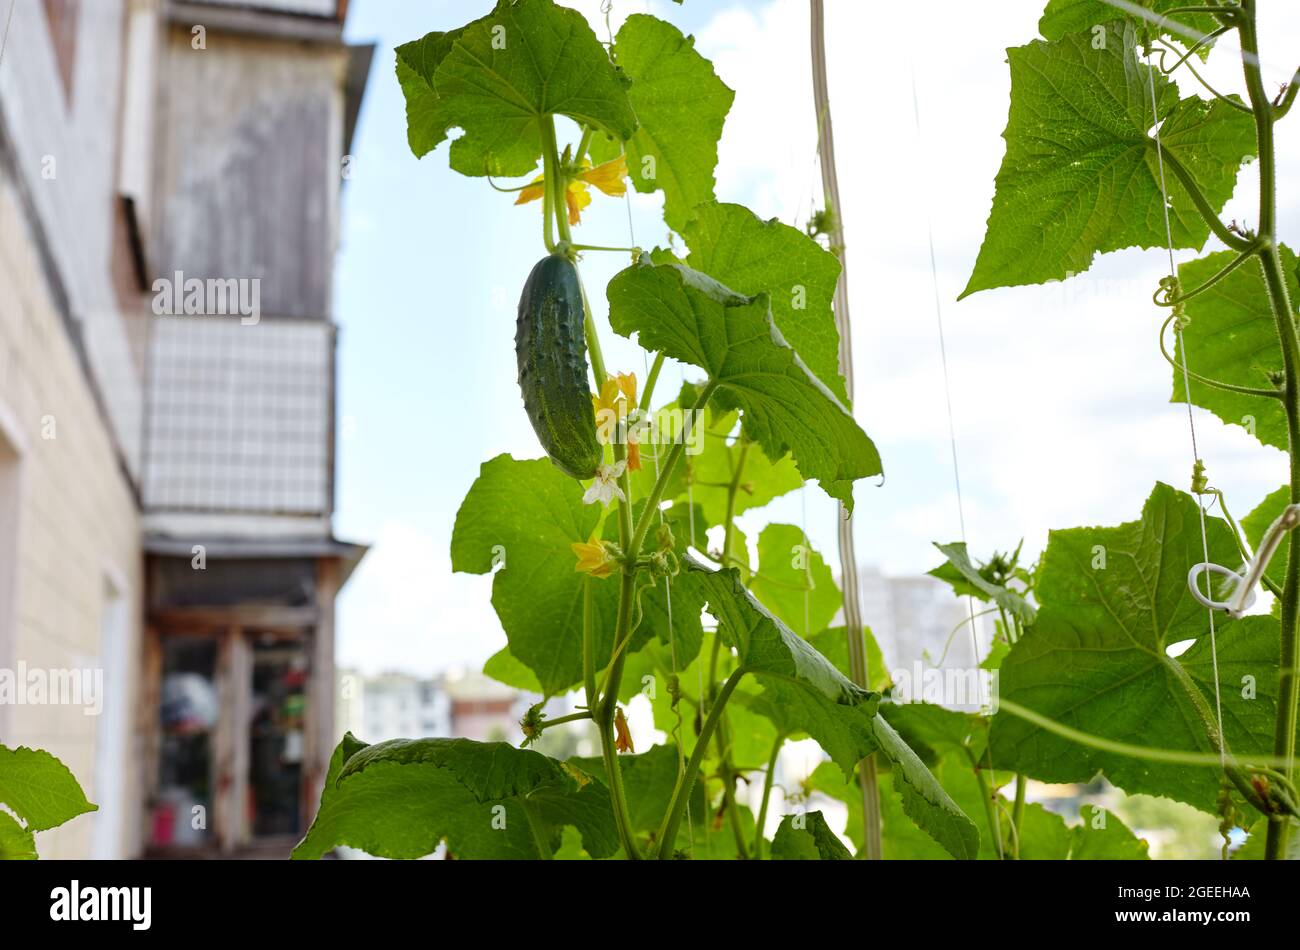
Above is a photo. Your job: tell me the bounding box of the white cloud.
[337,521,505,676]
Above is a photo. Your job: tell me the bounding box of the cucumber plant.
[959,0,1300,861]
[295,0,1295,861]
[295,0,980,862]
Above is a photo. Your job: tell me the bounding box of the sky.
[331,0,1300,678]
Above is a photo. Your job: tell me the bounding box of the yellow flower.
[571,534,615,578]
[579,154,628,198]
[614,706,635,754]
[514,155,627,226]
[612,372,637,410]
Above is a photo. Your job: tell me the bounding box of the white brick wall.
[0,165,143,859]
[0,0,145,475]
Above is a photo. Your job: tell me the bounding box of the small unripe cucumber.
[516,254,602,480]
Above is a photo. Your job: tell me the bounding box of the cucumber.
[516,254,602,480]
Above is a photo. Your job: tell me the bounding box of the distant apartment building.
[336,668,541,747]
[0,0,370,857]
[855,567,991,675]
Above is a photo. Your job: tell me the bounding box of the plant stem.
[752,733,784,860]
[655,668,747,858]
[521,800,555,859]
[583,577,598,710]
[1159,312,1283,399]
[540,710,593,730]
[1155,147,1255,252]
[969,750,1005,860]
[1012,774,1026,859]
[1240,0,1300,861]
[810,0,882,861]
[629,380,717,555]
[598,565,642,859]
[714,722,750,857]
[641,351,665,409]
[539,118,560,253]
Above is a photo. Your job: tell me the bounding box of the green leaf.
[293,735,618,859]
[962,23,1254,297]
[880,701,984,763]
[929,542,1037,626]
[631,397,803,527]
[1173,247,1298,451]
[685,202,847,402]
[570,743,703,841]
[872,716,980,860]
[1233,818,1300,859]
[686,559,881,775]
[0,745,96,833]
[451,454,618,695]
[1243,486,1290,592]
[988,482,1280,812]
[396,0,636,176]
[1039,0,1222,46]
[809,626,893,693]
[770,810,852,860]
[1068,810,1151,859]
[600,15,733,233]
[607,259,881,509]
[749,524,841,638]
[0,810,36,861]
[482,646,545,693]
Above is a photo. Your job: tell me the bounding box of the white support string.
[909,52,1007,857]
[1143,39,1228,770]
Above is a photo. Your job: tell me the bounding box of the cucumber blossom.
[516,254,602,480]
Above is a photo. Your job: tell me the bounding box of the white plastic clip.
[1189,503,1300,618]
[1187,562,1255,617]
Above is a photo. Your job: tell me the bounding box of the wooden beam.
[152,605,318,633]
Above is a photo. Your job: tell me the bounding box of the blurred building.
[335,668,539,748]
[855,567,990,674]
[0,0,370,857]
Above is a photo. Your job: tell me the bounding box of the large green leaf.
[686,559,885,777]
[872,716,980,860]
[749,523,841,638]
[607,260,880,509]
[1039,0,1222,45]
[293,735,617,859]
[770,810,852,860]
[0,745,96,835]
[451,454,616,695]
[1172,247,1298,451]
[988,482,1280,812]
[810,625,892,693]
[962,23,1254,297]
[0,810,36,861]
[599,15,733,233]
[396,0,636,176]
[685,202,847,402]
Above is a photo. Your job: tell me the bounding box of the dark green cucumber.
[516,254,602,480]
